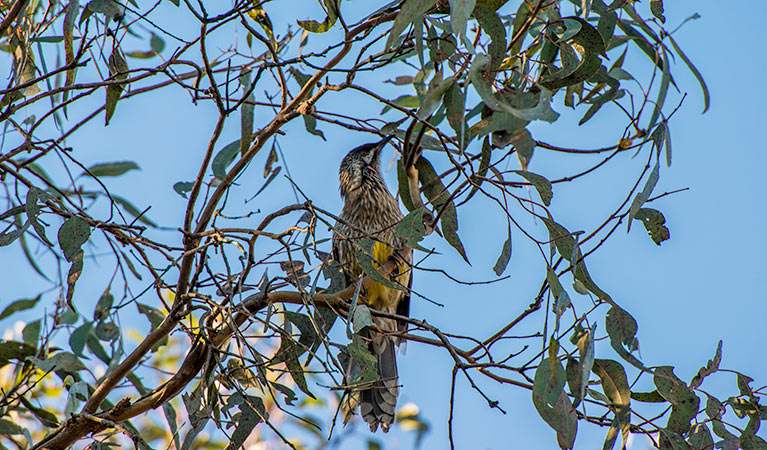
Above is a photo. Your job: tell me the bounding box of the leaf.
[592,359,631,448]
[605,306,646,371]
[93,289,114,321]
[26,188,52,246]
[633,208,669,245]
[0,420,24,435]
[0,341,36,368]
[0,295,41,320]
[473,6,506,69]
[347,335,378,384]
[444,82,468,147]
[631,390,665,403]
[283,311,319,350]
[22,320,40,346]
[225,396,267,450]
[173,181,195,198]
[105,49,129,126]
[418,73,454,120]
[82,0,123,22]
[58,216,90,262]
[688,340,722,389]
[513,170,552,206]
[654,366,700,435]
[532,357,577,449]
[667,33,709,114]
[63,0,78,98]
[297,0,339,33]
[492,226,512,276]
[32,351,87,375]
[69,321,93,358]
[137,303,168,351]
[352,304,375,334]
[82,161,140,177]
[282,337,314,398]
[111,194,157,227]
[416,157,469,262]
[627,162,660,232]
[448,0,476,44]
[539,17,605,90]
[386,0,438,49]
[396,208,428,249]
[650,0,665,23]
[688,423,714,450]
[211,139,241,180]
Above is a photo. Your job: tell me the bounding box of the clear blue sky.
[1,1,765,449]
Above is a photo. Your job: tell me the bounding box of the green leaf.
[633,208,669,245]
[95,320,119,341]
[627,162,660,232]
[687,423,714,450]
[111,194,158,227]
[0,419,24,435]
[650,0,665,23]
[444,82,468,148]
[667,33,709,114]
[105,49,129,126]
[83,161,140,178]
[0,340,36,367]
[225,396,267,450]
[416,157,469,262]
[347,335,378,384]
[23,320,41,346]
[532,357,577,449]
[654,366,700,436]
[283,311,319,351]
[386,0,438,49]
[539,17,605,90]
[473,6,506,69]
[93,289,114,321]
[418,73,454,120]
[69,321,94,358]
[396,208,427,249]
[19,396,59,427]
[631,390,666,403]
[592,359,631,448]
[492,226,511,276]
[513,170,552,206]
[448,0,476,44]
[351,304,375,334]
[0,295,41,320]
[173,181,195,199]
[63,0,78,100]
[32,351,87,375]
[382,94,420,114]
[605,306,646,371]
[137,303,168,351]
[26,188,53,247]
[212,139,241,180]
[83,0,123,21]
[297,0,339,33]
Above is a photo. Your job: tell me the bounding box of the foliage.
[0,0,761,449]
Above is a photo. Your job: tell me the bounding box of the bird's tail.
[343,334,399,432]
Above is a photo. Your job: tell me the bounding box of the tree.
[0,0,762,449]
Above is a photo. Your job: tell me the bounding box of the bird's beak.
[373,135,394,159]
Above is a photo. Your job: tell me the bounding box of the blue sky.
[1,1,765,449]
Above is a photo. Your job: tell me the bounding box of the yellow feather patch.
[365,241,408,312]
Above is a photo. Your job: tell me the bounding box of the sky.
[1,1,766,449]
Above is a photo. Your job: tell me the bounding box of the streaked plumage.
[332,136,412,432]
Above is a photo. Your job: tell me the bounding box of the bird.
[332,135,413,432]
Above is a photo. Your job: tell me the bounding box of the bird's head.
[338,136,393,197]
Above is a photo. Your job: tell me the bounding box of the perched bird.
[332,136,412,432]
